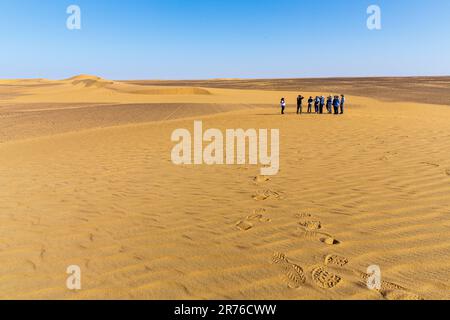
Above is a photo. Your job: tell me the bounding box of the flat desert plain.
[1,75,450,300]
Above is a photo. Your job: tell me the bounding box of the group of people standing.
[280,94,345,115]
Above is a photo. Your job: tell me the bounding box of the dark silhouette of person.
[326,96,333,113]
[332,96,340,115]
[280,98,286,114]
[340,94,345,114]
[314,96,320,113]
[319,96,325,114]
[307,96,313,113]
[297,95,304,114]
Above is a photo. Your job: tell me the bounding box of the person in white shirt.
[280,98,286,114]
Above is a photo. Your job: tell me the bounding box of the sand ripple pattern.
[1,90,450,299]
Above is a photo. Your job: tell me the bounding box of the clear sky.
[1,0,449,79]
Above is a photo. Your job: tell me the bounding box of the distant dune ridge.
[1,75,450,300]
[0,74,219,104]
[64,75,211,94]
[66,74,114,88]
[65,74,104,81]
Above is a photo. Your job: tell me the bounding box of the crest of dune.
[62,75,211,95]
[65,74,114,88]
[65,74,103,81]
[3,75,215,104]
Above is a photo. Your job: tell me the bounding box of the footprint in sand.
[295,212,339,244]
[272,252,289,264]
[358,272,423,300]
[253,175,271,185]
[236,220,253,231]
[311,266,342,289]
[321,237,340,245]
[250,208,272,222]
[297,228,340,245]
[324,254,348,267]
[295,213,322,230]
[252,190,281,201]
[236,208,271,231]
[445,169,450,176]
[298,220,322,231]
[295,213,312,219]
[272,253,306,289]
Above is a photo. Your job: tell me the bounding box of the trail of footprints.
[236,175,422,299]
[250,175,345,290]
[272,251,421,299]
[281,211,420,298]
[235,175,278,231]
[249,174,422,299]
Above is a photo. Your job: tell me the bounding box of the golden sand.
[1,76,450,299]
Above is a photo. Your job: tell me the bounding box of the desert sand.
[1,75,450,300]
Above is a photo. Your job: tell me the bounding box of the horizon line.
[3,74,450,82]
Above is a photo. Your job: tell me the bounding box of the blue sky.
[1,0,449,79]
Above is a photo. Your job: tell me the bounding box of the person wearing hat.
[340,94,345,114]
[297,95,304,114]
[280,97,286,115]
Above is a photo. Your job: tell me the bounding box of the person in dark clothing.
[332,96,340,115]
[319,96,325,114]
[340,94,345,114]
[280,97,286,115]
[307,96,313,113]
[326,96,333,113]
[297,95,304,114]
[314,96,320,113]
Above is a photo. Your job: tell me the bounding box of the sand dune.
[1,76,450,300]
[65,74,105,81]
[68,76,114,88]
[2,75,300,105]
